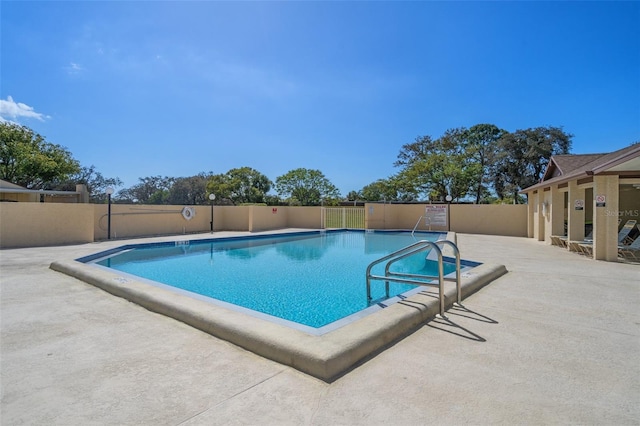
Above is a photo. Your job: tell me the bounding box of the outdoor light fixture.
[209,193,216,233]
[106,187,114,240]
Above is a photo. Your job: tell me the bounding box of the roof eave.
[519,170,591,194]
[0,188,82,196]
[591,144,640,174]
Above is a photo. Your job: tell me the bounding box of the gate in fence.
[321,207,365,229]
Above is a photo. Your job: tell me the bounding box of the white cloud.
[65,62,85,75]
[0,96,49,122]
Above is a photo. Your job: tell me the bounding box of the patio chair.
[566,219,623,253]
[578,220,637,256]
[551,235,568,248]
[566,229,594,253]
[618,235,640,262]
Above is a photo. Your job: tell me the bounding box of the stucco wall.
[0,202,94,248]
[216,206,250,231]
[249,206,288,232]
[94,204,214,240]
[286,207,323,229]
[366,203,447,231]
[1,203,528,248]
[366,203,528,236]
[452,204,528,237]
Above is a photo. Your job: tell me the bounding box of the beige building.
[520,144,640,261]
[0,180,89,203]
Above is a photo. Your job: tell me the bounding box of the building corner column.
[593,175,619,261]
[548,185,564,244]
[567,181,585,244]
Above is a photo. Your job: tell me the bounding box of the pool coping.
[50,231,507,382]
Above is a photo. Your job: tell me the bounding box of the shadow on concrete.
[398,294,495,342]
[425,316,487,342]
[447,304,499,324]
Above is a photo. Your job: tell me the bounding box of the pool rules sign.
[425,205,448,227]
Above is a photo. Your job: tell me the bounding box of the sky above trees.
[1,1,638,195]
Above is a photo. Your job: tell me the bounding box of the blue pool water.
[92,231,457,328]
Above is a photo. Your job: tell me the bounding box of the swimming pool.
[52,229,506,381]
[87,230,459,330]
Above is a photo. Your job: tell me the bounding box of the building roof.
[0,179,28,190]
[0,179,83,196]
[521,143,640,193]
[542,154,605,180]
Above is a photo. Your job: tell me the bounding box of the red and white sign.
[595,195,606,207]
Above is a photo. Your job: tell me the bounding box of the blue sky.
[1,1,639,195]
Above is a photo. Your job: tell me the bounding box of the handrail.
[434,239,462,305]
[366,240,446,317]
[366,239,462,318]
[365,240,434,280]
[411,216,424,237]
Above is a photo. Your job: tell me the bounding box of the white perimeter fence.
[322,207,365,229]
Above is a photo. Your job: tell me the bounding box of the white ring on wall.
[181,207,195,221]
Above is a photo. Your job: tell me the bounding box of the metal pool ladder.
[365,239,461,319]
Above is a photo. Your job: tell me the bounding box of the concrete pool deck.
[1,231,639,424]
[49,230,507,382]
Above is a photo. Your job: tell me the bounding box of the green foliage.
[493,126,572,203]
[346,190,361,201]
[391,124,571,204]
[167,174,210,205]
[275,168,340,206]
[323,196,342,206]
[490,194,526,204]
[360,180,387,201]
[464,124,506,203]
[359,177,415,202]
[205,167,272,205]
[116,176,175,204]
[0,122,80,189]
[394,130,478,202]
[263,194,283,206]
[1,120,573,208]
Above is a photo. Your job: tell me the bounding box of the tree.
[0,122,80,189]
[116,176,175,204]
[205,167,272,205]
[167,174,210,205]
[463,124,506,203]
[394,130,478,201]
[275,168,340,206]
[360,178,407,202]
[387,175,420,202]
[346,190,361,202]
[493,126,572,202]
[264,194,283,206]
